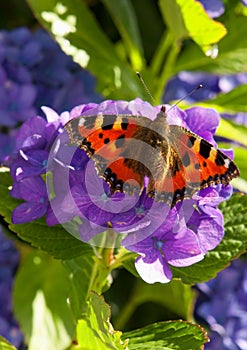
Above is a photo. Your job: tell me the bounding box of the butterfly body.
[65,107,240,206]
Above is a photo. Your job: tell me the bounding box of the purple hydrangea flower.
[195,259,247,350]
[11,176,48,224]
[163,72,247,104]
[7,107,71,224]
[0,226,24,348]
[123,209,204,283]
[9,99,235,283]
[0,27,101,162]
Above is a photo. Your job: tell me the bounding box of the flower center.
[100,192,109,201]
[135,205,145,217]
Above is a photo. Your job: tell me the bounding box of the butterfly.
[64,106,240,207]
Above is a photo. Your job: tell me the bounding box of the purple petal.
[135,255,173,284]
[12,202,47,223]
[18,176,47,202]
[185,107,219,145]
[78,220,107,242]
[15,116,47,150]
[164,228,204,266]
[196,206,224,252]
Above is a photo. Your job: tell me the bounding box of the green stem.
[150,31,174,79]
[110,247,137,270]
[153,36,181,103]
[114,285,140,330]
[87,229,118,296]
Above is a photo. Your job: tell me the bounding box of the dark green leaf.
[102,0,144,70]
[122,320,208,349]
[172,193,247,284]
[114,279,195,330]
[13,250,75,350]
[159,0,187,40]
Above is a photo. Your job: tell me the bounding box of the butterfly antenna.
[137,72,203,113]
[166,84,203,113]
[136,72,155,104]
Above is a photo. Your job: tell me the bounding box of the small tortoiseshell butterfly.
[65,106,240,207]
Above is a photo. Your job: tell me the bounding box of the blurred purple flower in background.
[0,227,24,348]
[0,27,101,162]
[197,0,247,18]
[195,259,247,350]
[197,0,225,18]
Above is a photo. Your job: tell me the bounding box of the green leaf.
[63,255,97,319]
[0,337,17,350]
[160,0,227,53]
[9,220,93,260]
[71,292,127,350]
[13,250,75,350]
[205,84,247,113]
[114,279,195,330]
[122,320,208,349]
[159,0,187,40]
[27,0,146,100]
[176,15,247,74]
[216,118,247,148]
[102,0,144,70]
[0,170,93,260]
[218,142,247,182]
[172,193,247,284]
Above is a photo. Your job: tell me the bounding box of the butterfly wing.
[64,114,150,194]
[65,114,239,206]
[147,125,240,205]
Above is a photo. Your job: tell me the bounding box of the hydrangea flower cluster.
[8,99,235,284]
[0,27,100,162]
[0,227,24,348]
[195,259,247,350]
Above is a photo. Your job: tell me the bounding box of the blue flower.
[0,27,101,162]
[0,227,24,348]
[197,0,225,18]
[195,259,247,349]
